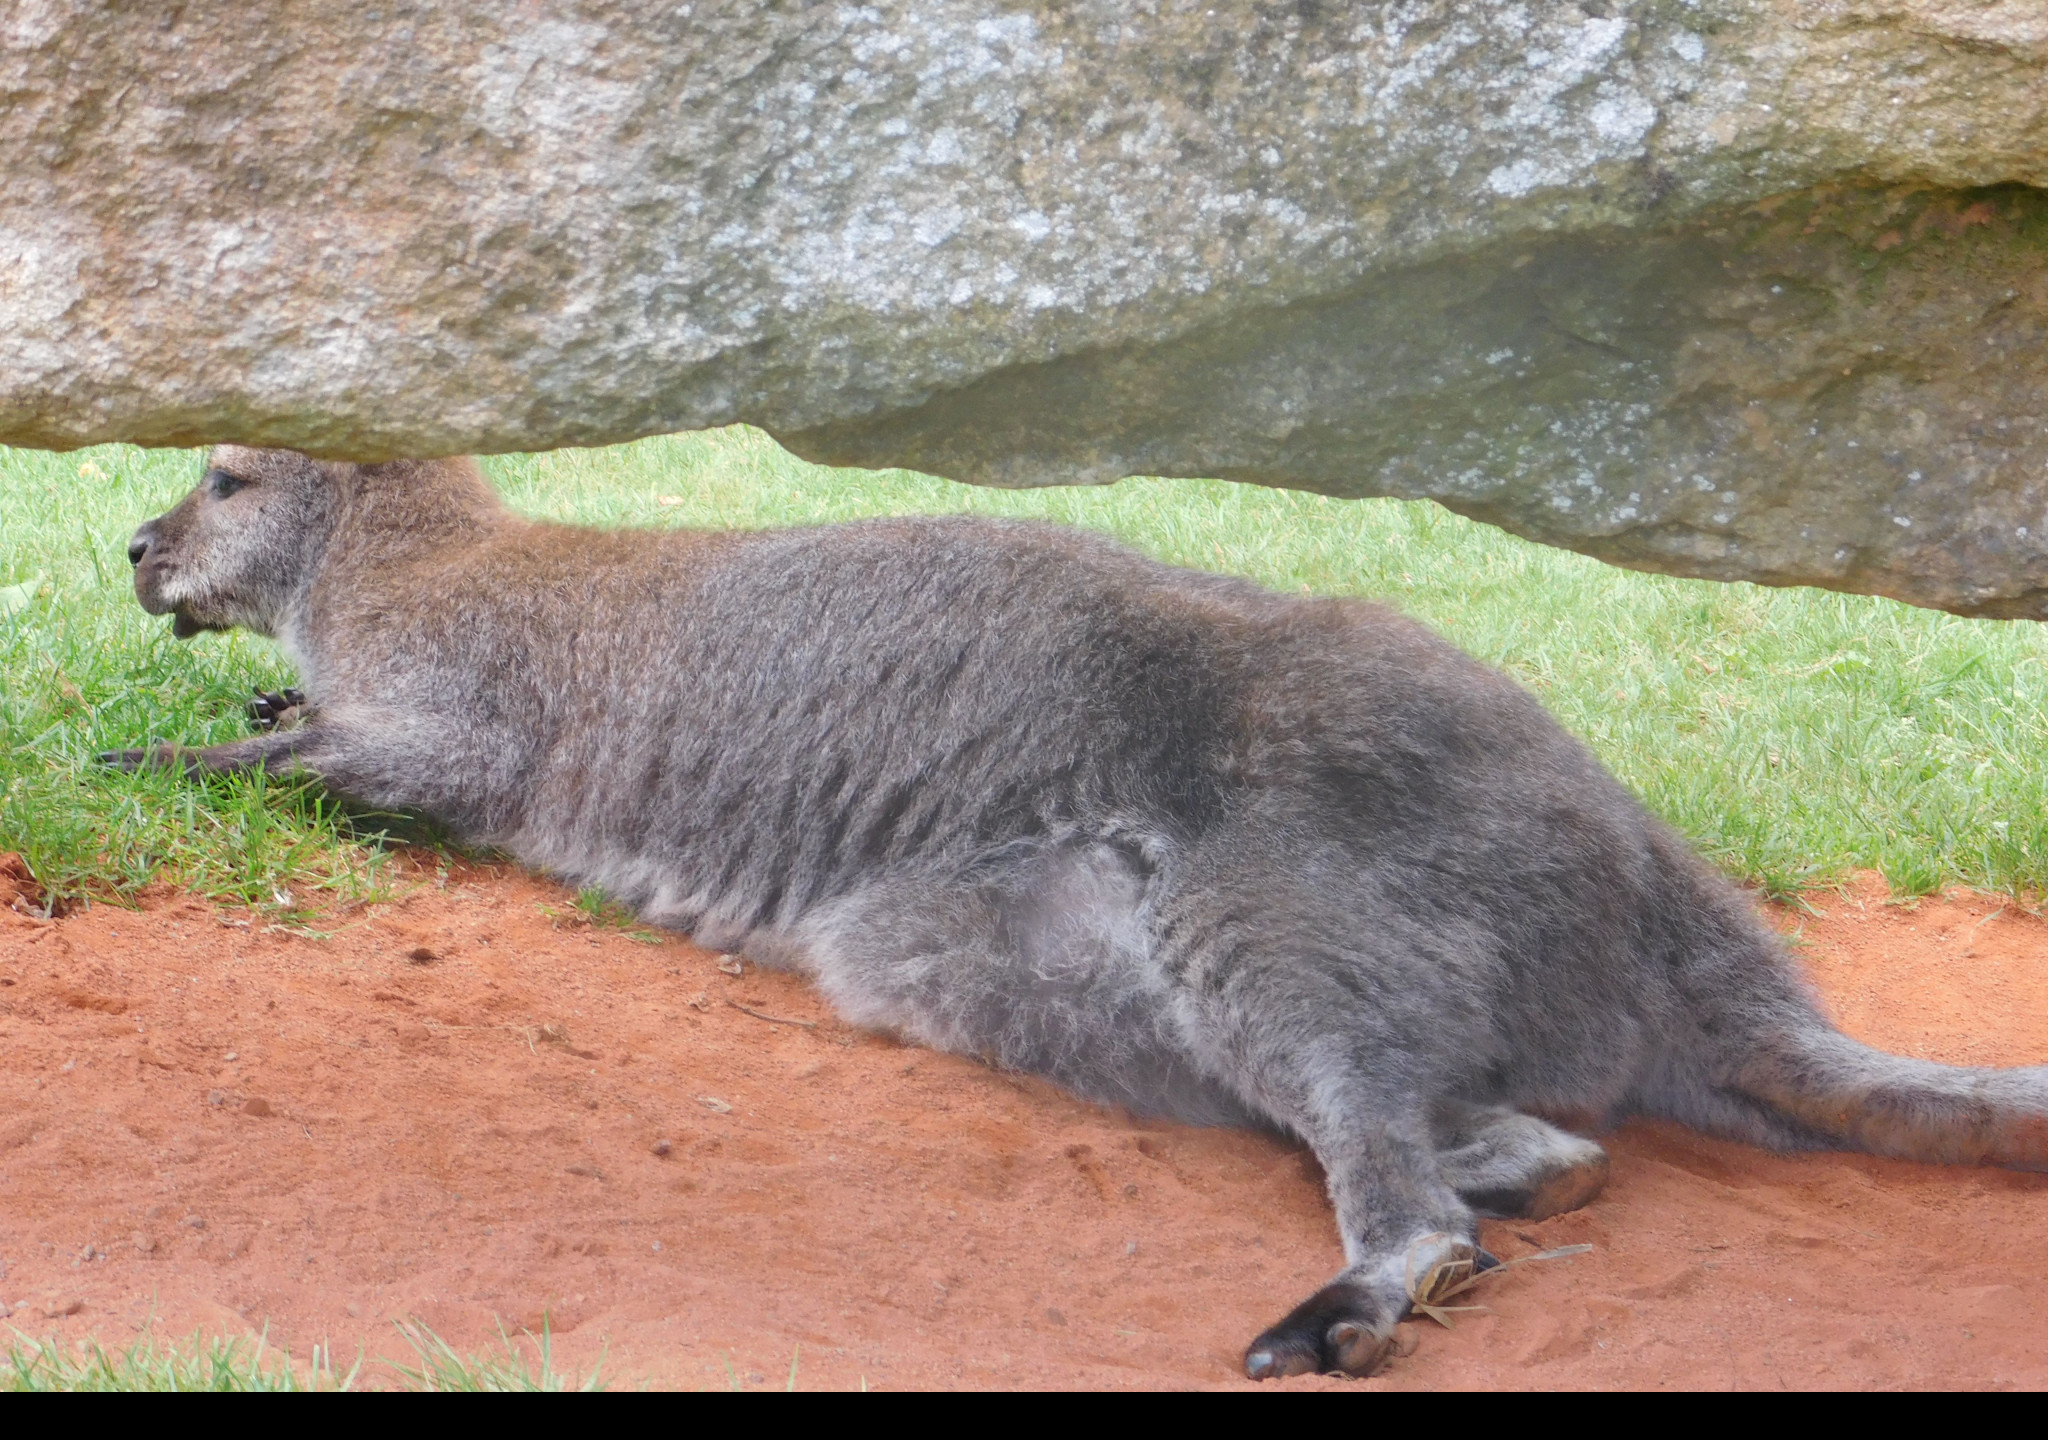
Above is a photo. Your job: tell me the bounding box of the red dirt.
[1,859,2044,1390]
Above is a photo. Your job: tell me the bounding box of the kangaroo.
[113,446,2048,1380]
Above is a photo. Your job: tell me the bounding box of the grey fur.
[115,447,2048,1380]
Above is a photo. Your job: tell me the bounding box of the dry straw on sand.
[1404,1236,1594,1329]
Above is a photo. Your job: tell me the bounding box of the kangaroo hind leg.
[1236,1090,1482,1381]
[1237,1103,1606,1379]
[1180,953,1481,1379]
[1433,1101,1610,1220]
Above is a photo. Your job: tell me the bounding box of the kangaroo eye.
[205,469,247,500]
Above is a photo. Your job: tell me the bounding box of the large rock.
[3,2,2047,614]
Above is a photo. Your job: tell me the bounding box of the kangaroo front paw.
[1243,1280,1396,1380]
[247,687,309,732]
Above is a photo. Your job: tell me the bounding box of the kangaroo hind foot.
[1433,1101,1610,1220]
[1242,1229,1502,1381]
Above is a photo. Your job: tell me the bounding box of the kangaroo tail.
[1733,1023,2048,1171]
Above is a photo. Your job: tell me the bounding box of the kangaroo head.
[127,446,342,640]
[127,447,504,641]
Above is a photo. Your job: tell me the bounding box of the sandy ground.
[1,854,2044,1390]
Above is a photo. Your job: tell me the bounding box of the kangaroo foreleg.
[100,707,514,830]
[100,729,318,777]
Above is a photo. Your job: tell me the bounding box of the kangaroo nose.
[127,523,155,567]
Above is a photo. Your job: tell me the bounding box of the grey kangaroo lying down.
[112,447,2048,1380]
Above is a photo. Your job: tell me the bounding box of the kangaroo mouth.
[133,570,226,639]
[170,609,224,640]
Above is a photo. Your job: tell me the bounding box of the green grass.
[0,1321,596,1392]
[0,1330,343,1392]
[3,425,2046,908]
[384,1319,602,1392]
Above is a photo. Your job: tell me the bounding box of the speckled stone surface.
[3,2,2047,612]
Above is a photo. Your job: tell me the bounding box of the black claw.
[247,687,309,733]
[1243,1280,1395,1380]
